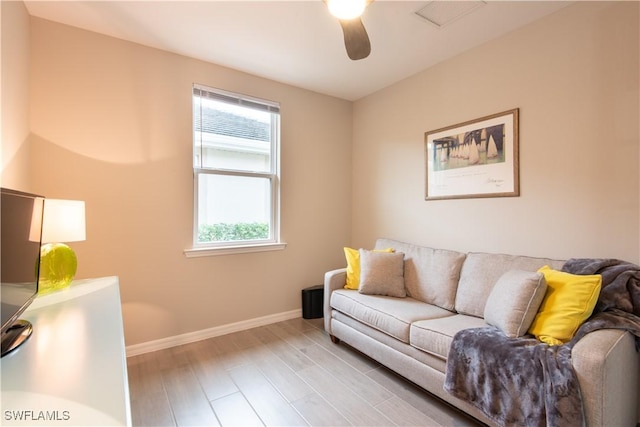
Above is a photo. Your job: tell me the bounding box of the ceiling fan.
[326,0,372,61]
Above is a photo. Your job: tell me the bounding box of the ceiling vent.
[415,1,486,28]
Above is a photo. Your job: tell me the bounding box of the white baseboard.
[126,308,303,357]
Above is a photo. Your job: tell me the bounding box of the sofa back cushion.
[455,252,565,318]
[374,238,466,310]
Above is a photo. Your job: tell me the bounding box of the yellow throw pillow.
[527,266,602,345]
[343,247,393,290]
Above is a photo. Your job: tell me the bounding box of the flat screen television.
[1,188,44,357]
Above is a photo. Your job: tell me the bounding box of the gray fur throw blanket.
[444,259,640,427]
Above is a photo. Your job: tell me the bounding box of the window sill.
[184,242,287,258]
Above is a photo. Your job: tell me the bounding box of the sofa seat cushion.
[330,289,454,343]
[374,238,466,311]
[455,252,565,318]
[410,314,488,360]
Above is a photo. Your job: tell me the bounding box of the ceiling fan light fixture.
[328,0,366,20]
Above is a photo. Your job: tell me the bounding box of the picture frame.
[425,108,519,201]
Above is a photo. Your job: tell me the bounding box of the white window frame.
[184,84,286,258]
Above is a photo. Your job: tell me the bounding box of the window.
[187,84,284,256]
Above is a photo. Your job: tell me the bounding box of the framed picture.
[425,108,519,201]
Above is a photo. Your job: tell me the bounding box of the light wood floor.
[127,317,482,427]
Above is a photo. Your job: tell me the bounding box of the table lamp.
[37,199,86,294]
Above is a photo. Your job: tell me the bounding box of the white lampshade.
[40,199,86,243]
[328,0,366,20]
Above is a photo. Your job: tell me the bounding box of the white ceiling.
[24,1,573,101]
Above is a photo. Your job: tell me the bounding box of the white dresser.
[1,277,131,426]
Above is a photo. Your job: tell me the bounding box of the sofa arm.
[571,328,639,426]
[324,268,346,334]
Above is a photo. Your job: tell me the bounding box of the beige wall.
[1,1,31,190]
[28,18,352,345]
[352,1,640,263]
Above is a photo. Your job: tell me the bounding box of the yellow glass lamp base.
[38,243,78,295]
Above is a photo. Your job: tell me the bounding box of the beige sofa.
[323,238,640,426]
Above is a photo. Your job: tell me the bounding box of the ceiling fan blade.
[338,18,371,60]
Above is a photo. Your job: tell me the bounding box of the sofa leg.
[330,335,340,344]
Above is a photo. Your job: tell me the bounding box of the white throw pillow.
[358,249,406,298]
[484,269,547,338]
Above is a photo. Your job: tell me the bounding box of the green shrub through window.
[198,223,269,243]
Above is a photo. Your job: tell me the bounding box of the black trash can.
[301,285,324,319]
